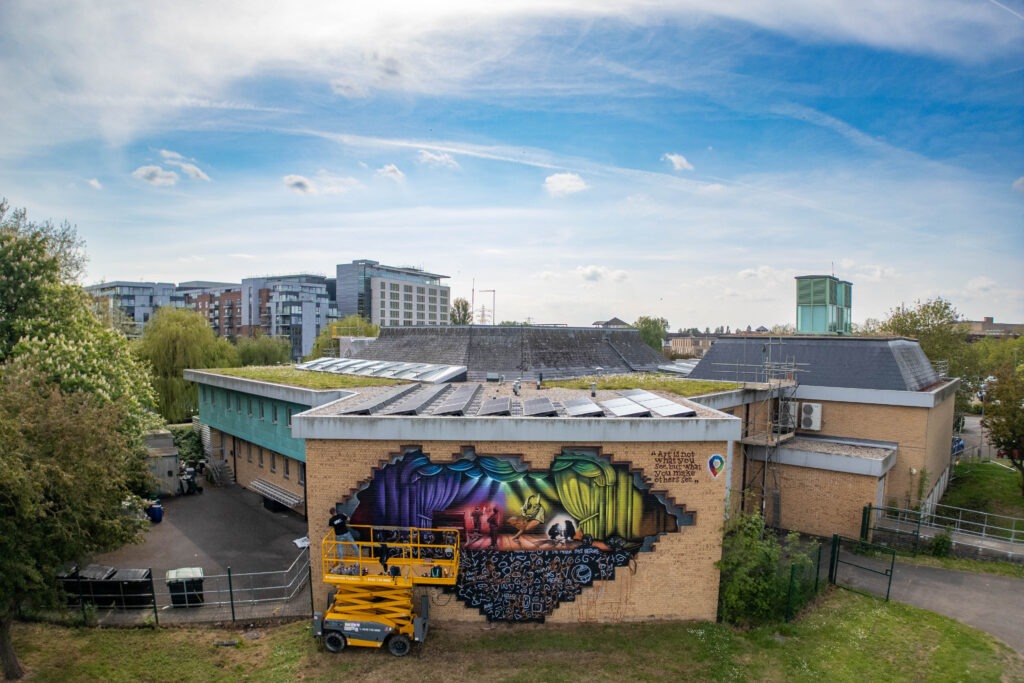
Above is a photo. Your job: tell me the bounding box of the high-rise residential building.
[84,281,186,336]
[336,259,450,327]
[241,274,336,360]
[795,275,852,335]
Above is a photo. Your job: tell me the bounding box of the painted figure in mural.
[487,506,501,548]
[511,494,545,540]
[328,507,356,559]
[470,506,483,537]
[547,522,562,546]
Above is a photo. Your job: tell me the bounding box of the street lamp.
[480,289,495,325]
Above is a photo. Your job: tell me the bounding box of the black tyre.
[387,634,411,657]
[323,630,346,653]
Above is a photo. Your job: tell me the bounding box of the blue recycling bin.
[146,503,163,523]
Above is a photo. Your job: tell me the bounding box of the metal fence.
[861,503,1024,560]
[828,534,895,601]
[62,549,313,626]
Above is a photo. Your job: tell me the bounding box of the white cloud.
[132,165,178,186]
[87,178,102,190]
[159,149,210,181]
[576,265,628,283]
[417,149,461,169]
[966,276,997,294]
[544,172,588,197]
[283,171,361,195]
[376,163,406,182]
[661,153,694,171]
[1013,177,1024,192]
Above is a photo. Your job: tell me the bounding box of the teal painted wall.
[198,385,309,462]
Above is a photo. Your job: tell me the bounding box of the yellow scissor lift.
[312,524,460,656]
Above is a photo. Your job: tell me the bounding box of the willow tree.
[135,307,239,423]
[0,200,158,680]
[237,332,291,366]
[450,297,472,325]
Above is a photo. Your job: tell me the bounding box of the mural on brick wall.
[346,448,695,622]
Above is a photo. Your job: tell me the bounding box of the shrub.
[930,529,953,558]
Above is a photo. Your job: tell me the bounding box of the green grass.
[12,590,1023,682]
[545,373,741,398]
[200,366,408,390]
[944,461,1024,519]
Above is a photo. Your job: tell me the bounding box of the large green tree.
[633,315,669,352]
[305,314,379,360]
[450,297,472,325]
[0,201,157,680]
[982,362,1024,495]
[135,307,239,423]
[236,332,291,366]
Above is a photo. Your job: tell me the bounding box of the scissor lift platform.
[314,525,460,656]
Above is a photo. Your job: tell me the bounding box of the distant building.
[84,281,186,336]
[336,259,450,327]
[965,317,1023,338]
[592,317,630,329]
[241,275,336,360]
[665,332,716,358]
[795,275,852,335]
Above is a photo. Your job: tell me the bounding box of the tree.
[450,297,472,325]
[880,298,980,418]
[135,307,239,423]
[982,362,1024,495]
[633,316,669,352]
[306,315,379,360]
[0,201,156,680]
[769,323,795,335]
[236,332,291,366]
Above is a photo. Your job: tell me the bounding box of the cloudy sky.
[1,1,1021,330]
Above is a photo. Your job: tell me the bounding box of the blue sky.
[1,1,1021,330]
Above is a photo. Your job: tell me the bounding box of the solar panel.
[619,390,697,417]
[563,397,604,417]
[522,397,557,417]
[380,383,450,415]
[336,385,417,415]
[600,397,651,417]
[477,396,511,416]
[434,384,480,416]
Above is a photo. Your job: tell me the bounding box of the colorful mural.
[345,449,693,622]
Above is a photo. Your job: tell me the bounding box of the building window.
[272,404,278,424]
[247,398,253,416]
[246,443,252,463]
[287,408,293,427]
[259,401,265,420]
[283,457,290,478]
[299,463,305,485]
[270,452,277,473]
[258,448,264,468]
[235,395,241,412]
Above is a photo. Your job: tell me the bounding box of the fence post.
[860,504,871,541]
[785,563,797,622]
[308,562,315,619]
[814,543,821,594]
[828,534,839,584]
[227,566,235,624]
[149,567,159,627]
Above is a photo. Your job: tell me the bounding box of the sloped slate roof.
[352,325,667,380]
[688,336,939,391]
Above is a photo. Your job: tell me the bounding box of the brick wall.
[306,438,729,624]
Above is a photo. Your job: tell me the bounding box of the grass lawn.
[12,590,1023,682]
[545,374,740,398]
[944,461,1024,519]
[200,366,408,390]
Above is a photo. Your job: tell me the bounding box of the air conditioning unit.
[800,402,822,431]
[778,400,798,432]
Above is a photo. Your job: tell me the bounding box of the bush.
[930,529,953,558]
[716,514,820,626]
[168,424,203,466]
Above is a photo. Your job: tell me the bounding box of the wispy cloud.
[160,150,211,181]
[283,171,361,195]
[576,265,628,283]
[1013,177,1024,192]
[132,165,178,186]
[87,178,102,190]
[376,163,406,183]
[545,172,588,197]
[417,149,461,169]
[662,153,694,171]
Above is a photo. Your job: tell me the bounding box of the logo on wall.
[346,449,694,622]
[707,454,724,478]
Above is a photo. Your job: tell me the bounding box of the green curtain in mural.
[553,452,642,539]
